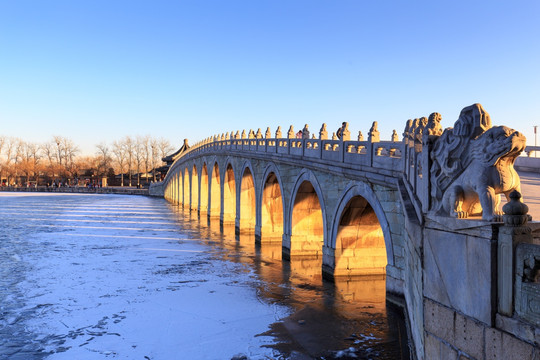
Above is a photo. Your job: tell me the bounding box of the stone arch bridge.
[150,106,540,360]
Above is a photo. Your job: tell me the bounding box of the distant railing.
[181,138,403,171]
[0,186,149,195]
[524,145,540,157]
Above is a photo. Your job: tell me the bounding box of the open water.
[0,193,410,359]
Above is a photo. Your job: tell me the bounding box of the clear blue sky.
[1,1,539,155]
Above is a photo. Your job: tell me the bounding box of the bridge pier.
[322,247,386,281]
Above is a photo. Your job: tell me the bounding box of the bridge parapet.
[162,102,528,225]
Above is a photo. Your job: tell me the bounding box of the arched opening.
[191,165,199,211]
[261,172,283,243]
[200,164,209,215]
[210,163,221,219]
[172,173,176,204]
[223,164,236,225]
[183,168,189,208]
[239,167,256,233]
[291,181,324,258]
[175,173,180,205]
[335,196,387,277]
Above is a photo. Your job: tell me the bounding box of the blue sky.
[1,1,539,155]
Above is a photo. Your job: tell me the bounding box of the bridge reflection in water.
[171,205,409,359]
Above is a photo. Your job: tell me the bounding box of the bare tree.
[50,136,79,183]
[150,137,159,182]
[112,140,127,186]
[122,136,135,187]
[61,137,79,182]
[134,136,145,186]
[3,138,19,185]
[0,136,5,183]
[40,141,58,183]
[141,135,151,185]
[20,142,41,184]
[95,142,112,179]
[157,137,174,161]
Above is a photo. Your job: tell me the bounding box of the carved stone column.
[498,191,533,316]
[319,124,328,140]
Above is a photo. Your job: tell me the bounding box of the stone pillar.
[341,122,350,141]
[287,125,295,139]
[498,191,533,316]
[302,124,310,139]
[421,135,438,213]
[368,121,380,143]
[319,123,328,140]
[275,126,282,138]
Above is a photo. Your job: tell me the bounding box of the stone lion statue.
[430,104,526,221]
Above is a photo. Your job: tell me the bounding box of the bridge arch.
[191,164,199,211]
[183,167,189,207]
[286,169,326,258]
[200,163,209,215]
[238,161,256,234]
[327,183,395,279]
[209,161,221,219]
[223,162,236,225]
[176,171,182,205]
[258,163,285,243]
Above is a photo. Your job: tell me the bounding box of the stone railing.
[0,186,149,195]
[524,145,540,157]
[184,137,403,170]
[161,104,531,224]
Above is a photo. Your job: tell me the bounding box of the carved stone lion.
[430,104,526,221]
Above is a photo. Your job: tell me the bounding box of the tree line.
[0,135,174,187]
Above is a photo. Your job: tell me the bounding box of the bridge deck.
[517,171,540,221]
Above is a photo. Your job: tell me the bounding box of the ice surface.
[0,193,409,360]
[0,194,288,359]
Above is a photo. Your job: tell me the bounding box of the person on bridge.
[336,122,346,139]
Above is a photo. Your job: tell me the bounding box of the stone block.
[426,331,460,359]
[495,313,536,344]
[425,331,441,359]
[423,227,496,325]
[386,275,404,295]
[425,299,455,344]
[392,244,404,257]
[501,331,535,360]
[386,264,402,279]
[440,343,458,360]
[454,312,484,360]
[394,255,405,269]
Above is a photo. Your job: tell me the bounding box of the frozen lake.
[0,193,409,359]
